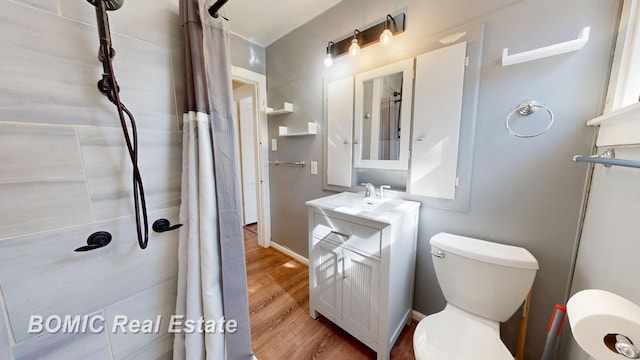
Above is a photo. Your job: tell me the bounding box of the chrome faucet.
[363,183,375,198]
[379,185,391,199]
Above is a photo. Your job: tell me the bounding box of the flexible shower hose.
[99,42,150,249]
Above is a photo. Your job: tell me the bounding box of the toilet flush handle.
[430,249,445,258]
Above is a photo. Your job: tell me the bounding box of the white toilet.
[413,232,539,360]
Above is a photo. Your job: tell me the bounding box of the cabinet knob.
[416,137,425,142]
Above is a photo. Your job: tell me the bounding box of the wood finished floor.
[244,224,417,360]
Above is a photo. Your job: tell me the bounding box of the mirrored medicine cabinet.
[323,24,484,211]
[353,59,414,171]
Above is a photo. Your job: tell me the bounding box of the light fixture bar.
[328,13,405,60]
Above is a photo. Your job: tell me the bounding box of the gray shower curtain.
[379,97,400,160]
[174,1,253,359]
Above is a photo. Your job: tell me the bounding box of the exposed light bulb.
[380,28,393,45]
[324,53,333,67]
[349,38,360,56]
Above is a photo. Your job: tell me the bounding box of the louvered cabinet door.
[342,248,380,342]
[313,241,343,319]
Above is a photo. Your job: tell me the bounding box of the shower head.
[88,0,123,63]
[87,0,124,11]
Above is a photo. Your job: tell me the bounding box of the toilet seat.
[413,304,514,360]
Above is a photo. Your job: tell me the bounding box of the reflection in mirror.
[354,58,413,171]
[361,72,403,161]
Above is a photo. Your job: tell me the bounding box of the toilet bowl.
[413,232,539,360]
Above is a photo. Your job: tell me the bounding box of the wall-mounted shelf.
[585,101,640,146]
[279,122,317,137]
[501,26,590,66]
[266,102,293,115]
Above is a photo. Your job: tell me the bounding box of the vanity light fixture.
[349,30,361,56]
[324,41,335,67]
[322,12,405,65]
[380,15,395,45]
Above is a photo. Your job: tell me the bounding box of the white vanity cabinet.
[306,192,420,360]
[313,238,381,341]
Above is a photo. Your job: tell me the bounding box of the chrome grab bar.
[269,160,306,167]
[430,250,445,258]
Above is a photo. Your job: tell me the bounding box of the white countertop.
[305,192,420,225]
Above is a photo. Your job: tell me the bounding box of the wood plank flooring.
[244,224,417,360]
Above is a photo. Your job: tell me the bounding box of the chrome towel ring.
[505,100,554,138]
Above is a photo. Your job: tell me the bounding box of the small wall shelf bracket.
[279,122,317,137]
[267,102,293,115]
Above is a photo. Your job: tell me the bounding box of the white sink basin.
[306,192,420,224]
[341,196,388,211]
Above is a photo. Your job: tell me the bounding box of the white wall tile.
[104,38,178,131]
[77,126,182,220]
[104,279,177,360]
[123,334,174,360]
[12,311,111,360]
[172,48,186,128]
[0,122,93,240]
[0,181,94,240]
[60,0,181,51]
[0,0,178,131]
[0,123,84,181]
[12,0,58,13]
[0,207,180,343]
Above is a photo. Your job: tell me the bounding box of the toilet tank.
[430,233,539,322]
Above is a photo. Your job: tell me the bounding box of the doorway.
[231,66,271,248]
[233,81,258,225]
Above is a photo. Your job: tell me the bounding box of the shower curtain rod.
[208,0,229,18]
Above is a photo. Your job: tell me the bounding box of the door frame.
[231,66,271,248]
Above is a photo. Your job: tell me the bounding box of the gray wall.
[231,33,266,75]
[0,1,184,358]
[265,0,621,358]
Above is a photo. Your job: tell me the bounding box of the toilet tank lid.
[430,233,539,270]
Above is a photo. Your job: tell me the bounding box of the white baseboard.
[269,241,309,266]
[412,309,426,321]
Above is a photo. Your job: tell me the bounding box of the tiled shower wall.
[0,0,184,358]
